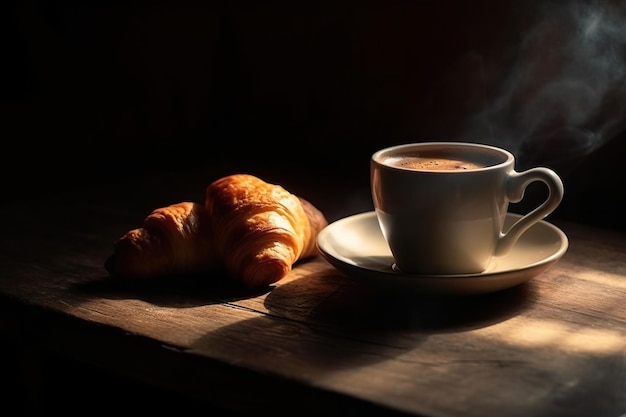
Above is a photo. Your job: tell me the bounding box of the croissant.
[104,174,328,288]
[205,173,328,288]
[104,201,218,279]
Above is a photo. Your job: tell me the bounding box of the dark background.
[4,0,626,230]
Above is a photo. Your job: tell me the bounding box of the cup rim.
[371,141,514,172]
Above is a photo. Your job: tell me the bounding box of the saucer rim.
[316,211,569,294]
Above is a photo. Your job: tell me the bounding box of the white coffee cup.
[370,142,564,275]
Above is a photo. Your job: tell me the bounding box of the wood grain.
[0,172,624,417]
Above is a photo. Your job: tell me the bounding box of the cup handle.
[495,167,564,256]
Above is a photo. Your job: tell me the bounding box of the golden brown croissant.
[105,174,328,288]
[205,173,328,288]
[104,202,218,279]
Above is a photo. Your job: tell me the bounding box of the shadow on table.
[264,271,538,334]
[73,271,272,308]
[188,273,537,373]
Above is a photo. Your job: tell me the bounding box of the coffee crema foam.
[385,156,486,171]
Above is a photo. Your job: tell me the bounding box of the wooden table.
[1,168,625,417]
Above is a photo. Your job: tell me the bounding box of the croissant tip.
[103,256,114,276]
[238,260,291,289]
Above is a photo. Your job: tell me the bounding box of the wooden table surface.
[1,168,625,417]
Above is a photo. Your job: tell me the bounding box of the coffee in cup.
[370,142,564,275]
[384,154,489,171]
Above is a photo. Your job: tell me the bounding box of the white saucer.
[316,211,568,296]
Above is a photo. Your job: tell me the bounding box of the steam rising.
[465,1,626,171]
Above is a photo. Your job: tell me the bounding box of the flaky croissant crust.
[104,202,217,280]
[105,174,328,288]
[205,174,327,287]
